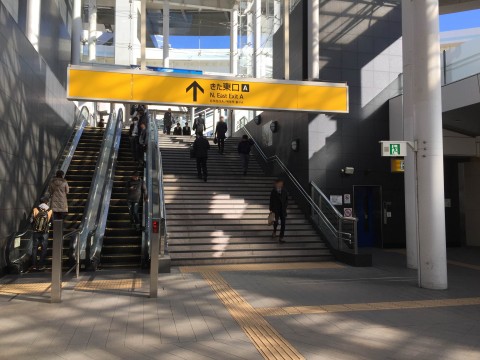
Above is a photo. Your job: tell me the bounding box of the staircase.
[101,131,143,269]
[160,135,332,266]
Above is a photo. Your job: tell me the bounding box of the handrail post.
[76,234,80,278]
[353,219,358,254]
[150,217,160,298]
[337,217,342,251]
[51,220,63,303]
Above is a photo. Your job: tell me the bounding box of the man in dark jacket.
[164,108,173,135]
[214,116,228,154]
[237,135,254,175]
[173,122,182,135]
[126,172,147,231]
[269,179,288,243]
[183,122,192,136]
[193,114,205,136]
[137,122,147,166]
[193,133,211,182]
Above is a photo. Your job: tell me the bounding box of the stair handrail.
[88,109,124,269]
[76,110,118,263]
[241,126,358,254]
[2,106,90,274]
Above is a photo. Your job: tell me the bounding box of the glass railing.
[88,109,124,269]
[3,106,90,274]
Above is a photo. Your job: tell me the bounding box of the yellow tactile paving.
[257,297,480,317]
[0,280,67,295]
[75,278,143,292]
[202,271,305,360]
[180,262,344,273]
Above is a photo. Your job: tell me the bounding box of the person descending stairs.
[159,134,332,266]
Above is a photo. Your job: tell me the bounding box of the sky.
[440,9,480,32]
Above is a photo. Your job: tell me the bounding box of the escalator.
[100,131,143,269]
[63,128,104,231]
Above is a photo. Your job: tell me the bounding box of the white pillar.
[115,0,138,65]
[190,107,195,127]
[404,0,448,290]
[273,0,281,33]
[71,0,82,64]
[140,0,147,70]
[88,0,97,62]
[26,0,41,51]
[230,6,239,75]
[402,0,419,270]
[163,0,170,68]
[307,0,319,80]
[284,0,290,80]
[253,0,261,78]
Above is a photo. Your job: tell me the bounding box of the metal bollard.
[51,220,63,303]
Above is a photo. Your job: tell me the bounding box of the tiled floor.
[0,249,479,359]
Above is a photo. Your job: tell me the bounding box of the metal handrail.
[241,126,358,254]
[88,109,124,269]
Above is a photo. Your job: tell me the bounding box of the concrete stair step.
[170,255,333,266]
[168,235,322,245]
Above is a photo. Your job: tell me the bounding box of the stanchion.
[150,218,160,298]
[51,220,63,303]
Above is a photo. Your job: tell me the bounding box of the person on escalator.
[137,122,147,166]
[48,170,69,220]
[129,117,140,162]
[30,196,53,271]
[126,171,147,231]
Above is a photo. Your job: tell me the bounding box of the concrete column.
[246,2,253,77]
[115,0,138,65]
[273,0,281,33]
[26,0,41,51]
[253,0,261,78]
[190,107,195,127]
[402,0,419,270]
[230,6,239,75]
[307,0,319,80]
[163,0,170,68]
[284,0,290,80]
[88,0,97,62]
[404,0,448,290]
[140,0,147,70]
[72,0,82,64]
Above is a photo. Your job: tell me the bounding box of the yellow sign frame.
[67,66,349,113]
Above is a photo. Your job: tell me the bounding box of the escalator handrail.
[3,106,89,272]
[142,118,168,266]
[88,109,124,268]
[77,110,118,261]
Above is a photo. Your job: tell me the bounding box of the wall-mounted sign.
[344,194,351,204]
[344,208,353,217]
[391,158,405,173]
[380,141,407,157]
[330,195,343,206]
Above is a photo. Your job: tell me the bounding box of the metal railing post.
[76,234,80,278]
[150,217,160,298]
[51,220,63,303]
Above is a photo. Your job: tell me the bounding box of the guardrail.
[241,126,358,255]
[143,117,168,270]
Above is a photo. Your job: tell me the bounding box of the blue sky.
[440,9,480,32]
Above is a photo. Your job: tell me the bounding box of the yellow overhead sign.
[67,67,349,113]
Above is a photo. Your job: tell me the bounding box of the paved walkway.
[0,249,479,359]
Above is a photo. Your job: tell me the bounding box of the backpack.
[33,208,49,233]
